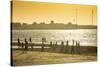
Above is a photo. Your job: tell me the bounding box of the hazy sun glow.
[12,1,97,25]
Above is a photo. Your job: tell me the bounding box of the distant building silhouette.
[12,23,21,27]
[67,22,72,25]
[32,22,37,25]
[11,21,97,30]
[40,22,45,24]
[22,23,28,26]
[50,20,54,24]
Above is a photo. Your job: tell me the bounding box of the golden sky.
[12,1,97,25]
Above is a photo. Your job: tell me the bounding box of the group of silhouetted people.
[71,40,80,54]
[49,40,80,54]
[17,37,32,51]
[17,37,47,52]
[17,37,80,54]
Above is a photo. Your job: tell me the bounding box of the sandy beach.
[12,48,97,66]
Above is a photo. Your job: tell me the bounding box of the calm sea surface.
[12,29,97,46]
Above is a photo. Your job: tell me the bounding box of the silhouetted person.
[72,40,75,46]
[24,38,28,51]
[60,41,64,53]
[71,40,75,54]
[29,37,33,50]
[21,42,25,53]
[55,41,57,48]
[76,41,78,47]
[65,40,69,53]
[77,41,81,54]
[21,42,24,49]
[75,41,78,54]
[50,41,53,51]
[66,40,69,47]
[53,41,58,52]
[41,37,46,52]
[17,38,20,49]
[29,37,32,43]
[50,41,52,48]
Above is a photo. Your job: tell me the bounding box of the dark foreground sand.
[12,50,97,66]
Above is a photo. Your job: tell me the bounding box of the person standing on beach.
[71,40,75,54]
[77,41,81,54]
[50,41,52,48]
[41,37,46,52]
[55,41,57,47]
[54,41,58,52]
[17,38,20,49]
[76,41,78,54]
[50,41,53,52]
[60,41,64,53]
[29,37,32,43]
[21,42,25,53]
[65,40,69,53]
[24,38,28,51]
[55,41,57,48]
[21,42,24,49]
[29,37,33,50]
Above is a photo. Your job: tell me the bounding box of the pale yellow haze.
[12,1,97,25]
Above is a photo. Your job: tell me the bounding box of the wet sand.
[12,50,97,66]
[11,42,97,66]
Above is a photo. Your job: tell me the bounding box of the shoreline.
[11,42,97,53]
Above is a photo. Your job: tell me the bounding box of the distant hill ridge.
[11,21,97,29]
